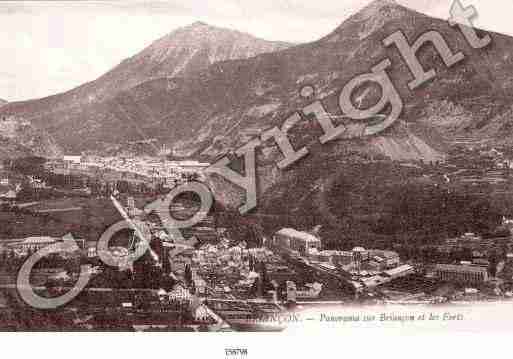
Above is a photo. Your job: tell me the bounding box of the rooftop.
[383,264,414,277]
[275,228,320,243]
[20,236,59,244]
[435,264,488,274]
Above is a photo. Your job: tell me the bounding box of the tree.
[63,256,80,275]
[461,247,473,262]
[277,281,287,301]
[162,249,171,275]
[488,250,499,278]
[0,251,7,270]
[12,156,46,175]
[184,264,193,287]
[259,262,269,290]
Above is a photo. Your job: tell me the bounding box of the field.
[0,196,153,241]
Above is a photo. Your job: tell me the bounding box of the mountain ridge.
[0,0,510,240]
[78,21,292,103]
[1,0,512,162]
[0,21,293,159]
[0,21,292,122]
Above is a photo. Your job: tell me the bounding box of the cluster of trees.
[0,249,79,273]
[396,245,473,264]
[248,260,275,298]
[376,184,502,239]
[247,258,298,302]
[5,156,46,175]
[87,253,175,290]
[218,208,264,247]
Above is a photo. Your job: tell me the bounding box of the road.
[270,245,359,298]
[35,207,83,213]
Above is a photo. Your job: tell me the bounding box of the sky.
[0,0,511,102]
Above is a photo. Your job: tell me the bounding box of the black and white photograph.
[0,1,512,353]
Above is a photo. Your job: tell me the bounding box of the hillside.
[90,21,291,100]
[6,0,509,153]
[0,0,507,172]
[0,22,291,146]
[0,116,62,158]
[0,0,510,243]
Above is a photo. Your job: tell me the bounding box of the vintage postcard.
[0,0,512,356]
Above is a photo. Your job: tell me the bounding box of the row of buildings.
[271,227,499,290]
[433,264,489,284]
[271,228,414,291]
[0,233,85,256]
[51,155,209,181]
[272,228,401,271]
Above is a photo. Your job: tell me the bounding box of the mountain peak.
[189,21,209,28]
[142,21,291,67]
[324,0,408,41]
[173,21,235,38]
[184,21,214,31]
[175,21,260,40]
[370,0,397,6]
[0,19,291,124]
[355,0,404,20]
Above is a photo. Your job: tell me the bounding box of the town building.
[295,282,323,299]
[285,280,297,302]
[5,233,85,255]
[368,250,400,268]
[86,241,98,258]
[7,236,58,252]
[308,249,354,265]
[273,228,321,255]
[434,264,489,284]
[361,275,391,288]
[382,264,415,279]
[63,155,82,164]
